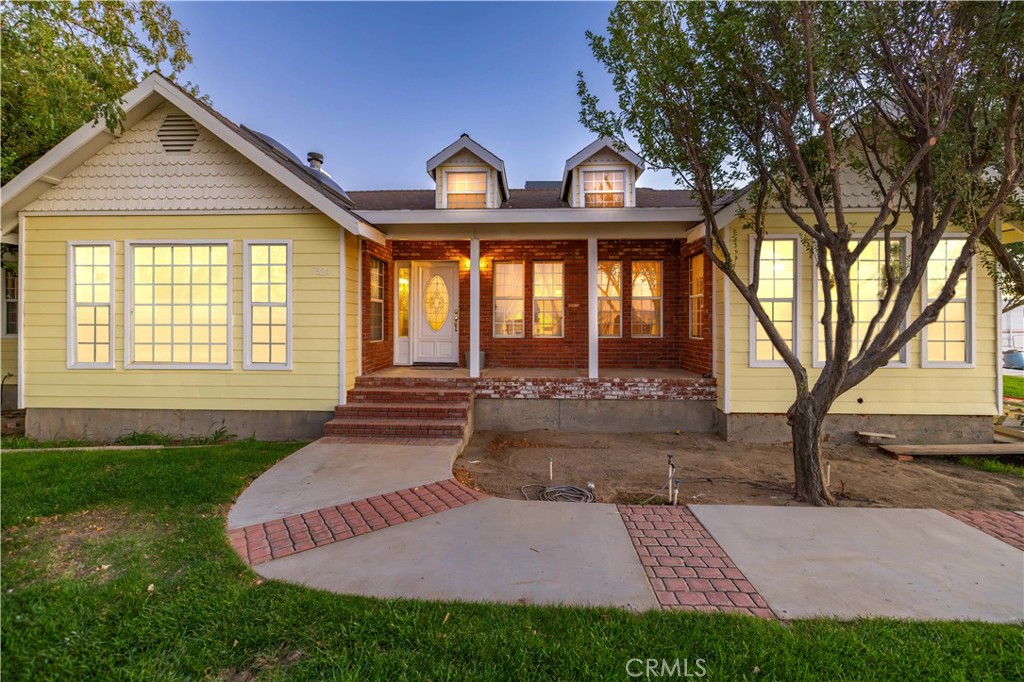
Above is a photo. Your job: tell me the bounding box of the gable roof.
[346,187,719,211]
[561,137,646,200]
[426,134,510,202]
[1,73,383,242]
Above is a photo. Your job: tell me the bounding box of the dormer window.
[446,171,488,209]
[582,170,625,208]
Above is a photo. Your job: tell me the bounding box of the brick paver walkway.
[617,505,775,618]
[228,478,488,565]
[944,510,1024,551]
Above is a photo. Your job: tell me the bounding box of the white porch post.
[587,237,599,379]
[470,236,481,378]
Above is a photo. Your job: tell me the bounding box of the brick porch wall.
[680,242,713,376]
[362,240,394,374]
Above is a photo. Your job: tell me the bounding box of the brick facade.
[361,238,715,374]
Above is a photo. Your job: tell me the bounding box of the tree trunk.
[787,397,835,506]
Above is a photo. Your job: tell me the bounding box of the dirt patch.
[218,649,305,681]
[456,430,1024,509]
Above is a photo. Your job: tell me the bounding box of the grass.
[956,456,1024,478]
[1,427,239,450]
[2,445,1022,681]
[1005,375,1024,400]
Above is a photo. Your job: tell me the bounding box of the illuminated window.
[752,239,796,364]
[493,262,524,337]
[370,258,385,341]
[424,274,449,331]
[533,262,564,337]
[631,261,662,337]
[923,239,972,366]
[69,243,114,368]
[814,239,907,366]
[446,171,488,209]
[397,265,410,338]
[689,255,705,339]
[598,261,622,337]
[245,242,291,368]
[582,170,625,208]
[3,266,16,335]
[129,242,230,368]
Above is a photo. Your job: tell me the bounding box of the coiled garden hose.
[521,484,596,503]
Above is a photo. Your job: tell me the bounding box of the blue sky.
[168,1,678,191]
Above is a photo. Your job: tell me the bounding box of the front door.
[412,261,458,364]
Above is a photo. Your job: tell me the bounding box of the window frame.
[368,256,385,343]
[748,235,801,368]
[67,241,116,369]
[688,254,705,340]
[124,239,233,370]
[493,261,525,338]
[598,260,622,338]
[921,235,975,369]
[581,168,627,208]
[630,260,664,338]
[243,240,292,370]
[811,235,910,369]
[442,168,490,209]
[2,262,17,337]
[532,261,565,338]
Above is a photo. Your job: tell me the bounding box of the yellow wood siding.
[22,214,344,411]
[722,214,998,415]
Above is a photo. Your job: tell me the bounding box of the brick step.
[346,387,474,403]
[354,376,477,390]
[324,416,466,439]
[334,401,471,419]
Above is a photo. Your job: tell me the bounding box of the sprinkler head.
[586,481,595,492]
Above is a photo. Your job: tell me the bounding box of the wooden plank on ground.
[857,431,896,443]
[879,443,1023,461]
[994,425,1024,441]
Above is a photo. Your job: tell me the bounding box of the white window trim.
[598,260,622,338]
[811,235,910,369]
[124,239,234,370]
[748,235,801,368]
[630,260,664,338]
[688,254,705,340]
[441,167,492,209]
[493,261,525,338]
[243,240,292,370]
[67,241,116,369]
[368,256,385,343]
[580,166,629,209]
[921,235,975,369]
[532,261,565,339]
[394,260,411,340]
[2,262,16,338]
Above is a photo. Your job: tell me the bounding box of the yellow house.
[0,74,1010,443]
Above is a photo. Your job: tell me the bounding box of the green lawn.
[2,444,1021,681]
[1005,375,1024,399]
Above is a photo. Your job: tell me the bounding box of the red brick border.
[618,505,775,618]
[228,479,488,565]
[944,510,1024,551]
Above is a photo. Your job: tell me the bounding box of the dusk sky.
[168,1,680,191]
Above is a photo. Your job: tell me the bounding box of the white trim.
[357,240,363,376]
[242,240,293,371]
[367,255,386,342]
[355,207,703,226]
[748,234,801,368]
[470,237,481,378]
[339,231,346,405]
[441,168,493,210]
[532,261,566,339]
[579,166,630,209]
[16,216,25,409]
[687,253,705,340]
[124,239,234,370]
[561,137,645,200]
[19,209,322,217]
[597,260,623,339]
[630,260,664,338]
[996,283,1003,415]
[67,241,117,369]
[1,250,16,338]
[920,236,975,369]
[722,265,730,414]
[588,238,599,378]
[810,235,910,369]
[426,134,509,201]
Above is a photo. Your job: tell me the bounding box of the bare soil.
[455,430,1024,509]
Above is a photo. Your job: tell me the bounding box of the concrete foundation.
[715,410,994,444]
[26,408,332,442]
[473,398,717,433]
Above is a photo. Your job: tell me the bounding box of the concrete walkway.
[229,438,1024,622]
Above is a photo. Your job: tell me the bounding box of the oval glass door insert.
[424,274,450,331]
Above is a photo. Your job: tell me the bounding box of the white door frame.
[411,260,459,364]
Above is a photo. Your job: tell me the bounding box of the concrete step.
[323,416,466,439]
[346,387,474,403]
[334,401,470,419]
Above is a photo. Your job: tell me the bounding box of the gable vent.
[157,113,200,153]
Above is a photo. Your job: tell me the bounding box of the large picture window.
[688,255,705,339]
[751,239,797,365]
[598,261,622,337]
[493,262,525,337]
[582,170,625,208]
[69,242,114,368]
[923,238,972,366]
[533,262,564,337]
[245,241,291,368]
[128,242,231,368]
[631,261,662,337]
[369,257,385,342]
[446,171,487,209]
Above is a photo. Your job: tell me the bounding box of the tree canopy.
[1,0,194,184]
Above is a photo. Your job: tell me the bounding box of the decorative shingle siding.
[26,103,314,213]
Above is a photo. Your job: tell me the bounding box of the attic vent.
[157,114,199,153]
